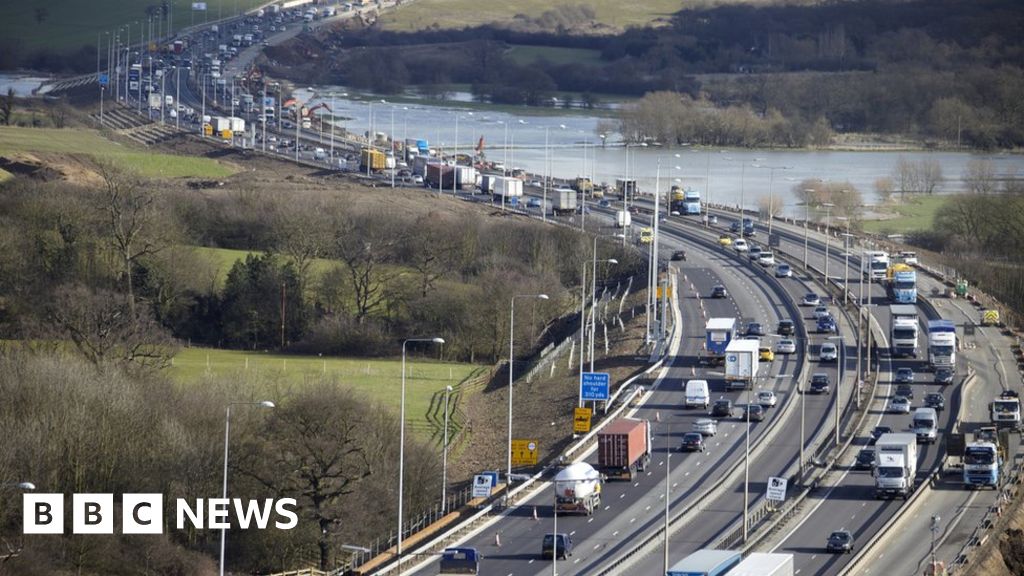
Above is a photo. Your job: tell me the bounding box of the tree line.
[0,167,642,369]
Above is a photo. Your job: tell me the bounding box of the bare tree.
[334,213,401,324]
[874,177,894,203]
[274,202,336,300]
[0,88,14,126]
[757,195,783,219]
[918,159,943,194]
[44,284,178,368]
[962,159,998,195]
[95,163,167,315]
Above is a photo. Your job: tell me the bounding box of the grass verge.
[379,0,687,31]
[0,126,237,179]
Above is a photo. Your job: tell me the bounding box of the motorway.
[402,205,851,575]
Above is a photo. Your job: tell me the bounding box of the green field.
[0,126,237,179]
[2,0,265,53]
[380,0,688,31]
[505,45,604,67]
[862,195,951,234]
[170,347,487,432]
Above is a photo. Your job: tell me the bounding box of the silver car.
[819,342,839,362]
[692,418,718,436]
[888,395,912,414]
[757,390,777,408]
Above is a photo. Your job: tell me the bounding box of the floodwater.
[0,73,51,97]
[298,86,1024,215]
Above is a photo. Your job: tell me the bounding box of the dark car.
[895,383,914,400]
[730,221,741,233]
[542,533,573,560]
[711,399,734,418]
[870,426,893,445]
[439,548,482,575]
[935,367,954,385]
[711,285,728,299]
[679,432,706,452]
[827,530,854,553]
[671,250,687,261]
[745,322,765,337]
[854,449,875,470]
[895,367,915,384]
[816,315,837,334]
[748,246,763,261]
[925,393,945,411]
[810,373,831,394]
[741,404,766,422]
[776,320,796,336]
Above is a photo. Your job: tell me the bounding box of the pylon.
[495,532,502,547]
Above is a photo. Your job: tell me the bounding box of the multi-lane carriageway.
[404,207,857,576]
[396,200,1019,576]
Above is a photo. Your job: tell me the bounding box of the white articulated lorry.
[874,433,918,499]
[724,339,760,391]
[554,462,602,515]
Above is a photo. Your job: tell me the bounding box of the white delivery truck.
[552,187,578,215]
[724,339,760,391]
[874,433,918,499]
[912,407,938,444]
[616,210,632,228]
[491,176,524,203]
[889,304,919,358]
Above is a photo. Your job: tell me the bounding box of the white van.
[684,380,710,409]
[912,407,938,444]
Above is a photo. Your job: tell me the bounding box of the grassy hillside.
[379,0,771,31]
[1,0,265,54]
[170,347,487,431]
[0,126,237,179]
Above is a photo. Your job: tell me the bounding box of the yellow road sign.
[574,407,593,434]
[640,227,654,244]
[511,439,538,466]
[656,286,674,299]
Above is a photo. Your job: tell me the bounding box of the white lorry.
[927,319,957,370]
[554,462,602,515]
[616,210,632,228]
[552,187,578,216]
[491,176,523,204]
[864,250,890,282]
[874,433,918,499]
[889,304,919,358]
[912,407,938,444]
[990,392,1022,431]
[724,339,760,391]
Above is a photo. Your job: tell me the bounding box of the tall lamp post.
[220,400,275,576]
[839,223,854,306]
[441,385,453,513]
[590,237,618,372]
[508,295,548,485]
[821,202,835,287]
[753,164,791,237]
[397,337,445,574]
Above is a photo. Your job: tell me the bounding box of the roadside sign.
[98,73,109,86]
[511,439,538,466]
[471,474,493,498]
[574,407,593,434]
[963,324,975,336]
[766,476,788,501]
[656,285,673,299]
[581,372,611,401]
[769,234,781,248]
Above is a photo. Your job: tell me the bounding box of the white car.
[813,305,831,320]
[757,390,777,408]
[775,338,797,354]
[801,293,821,307]
[775,263,792,278]
[692,418,718,436]
[733,239,749,252]
[819,342,839,362]
[889,395,912,414]
[758,252,776,267]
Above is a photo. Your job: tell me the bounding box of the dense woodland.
[0,166,639,571]
[307,0,1024,147]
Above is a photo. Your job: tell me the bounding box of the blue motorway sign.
[98,73,109,86]
[581,372,610,401]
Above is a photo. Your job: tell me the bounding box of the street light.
[442,385,454,513]
[591,238,618,372]
[542,124,567,222]
[2,482,35,491]
[398,337,445,573]
[509,294,549,484]
[839,225,854,306]
[821,202,835,288]
[220,400,275,576]
[752,164,791,236]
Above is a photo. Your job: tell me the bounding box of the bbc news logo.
[23,494,298,534]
